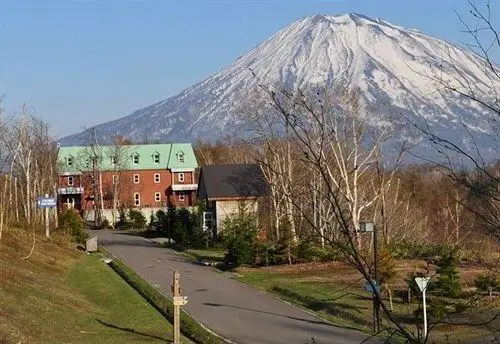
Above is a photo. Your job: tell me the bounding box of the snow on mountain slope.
[60,13,498,159]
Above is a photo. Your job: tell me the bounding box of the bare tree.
[107,136,132,226]
[76,127,105,228]
[409,0,499,240]
[0,105,57,242]
[249,82,419,341]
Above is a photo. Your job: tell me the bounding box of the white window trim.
[67,157,73,166]
[134,192,140,206]
[153,153,160,164]
[154,192,161,203]
[67,176,74,186]
[111,156,117,165]
[177,154,185,163]
[154,173,160,183]
[132,154,139,165]
[178,192,185,202]
[133,174,140,184]
[178,172,185,183]
[112,174,119,184]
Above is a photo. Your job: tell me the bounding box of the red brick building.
[57,143,198,221]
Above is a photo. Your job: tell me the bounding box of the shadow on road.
[95,318,172,342]
[98,239,157,248]
[202,302,333,327]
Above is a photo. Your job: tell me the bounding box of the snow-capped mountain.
[60,13,498,159]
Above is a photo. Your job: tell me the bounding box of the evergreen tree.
[433,249,462,297]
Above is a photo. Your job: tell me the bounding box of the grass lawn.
[183,248,225,264]
[236,262,499,343]
[0,229,191,344]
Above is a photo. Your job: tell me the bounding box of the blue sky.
[1,0,498,138]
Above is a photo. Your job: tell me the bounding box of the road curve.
[96,229,374,344]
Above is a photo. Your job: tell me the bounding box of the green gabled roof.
[58,143,198,173]
[167,143,197,169]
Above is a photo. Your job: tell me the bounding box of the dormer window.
[67,156,73,166]
[132,153,139,165]
[153,152,160,164]
[177,152,185,163]
[111,156,117,165]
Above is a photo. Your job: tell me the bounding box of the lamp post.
[359,221,380,332]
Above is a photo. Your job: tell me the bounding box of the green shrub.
[147,212,156,230]
[128,209,147,229]
[167,208,207,249]
[101,218,112,229]
[407,272,425,302]
[154,210,168,233]
[297,240,337,263]
[58,209,87,243]
[388,239,457,260]
[115,209,132,230]
[474,274,499,292]
[221,212,258,267]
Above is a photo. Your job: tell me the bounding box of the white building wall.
[83,207,166,225]
[215,200,258,231]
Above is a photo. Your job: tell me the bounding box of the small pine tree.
[147,212,156,230]
[433,249,462,297]
[155,210,167,234]
[116,208,131,230]
[378,248,397,310]
[128,209,147,229]
[58,209,87,243]
[221,212,258,267]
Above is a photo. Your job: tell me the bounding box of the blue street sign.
[364,280,380,293]
[37,197,57,208]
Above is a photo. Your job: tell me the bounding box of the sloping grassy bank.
[108,258,224,344]
[0,229,185,343]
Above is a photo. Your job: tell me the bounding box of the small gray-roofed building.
[197,164,268,234]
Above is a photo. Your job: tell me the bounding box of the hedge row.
[108,258,223,344]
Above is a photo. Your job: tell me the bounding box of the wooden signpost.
[36,194,57,238]
[172,271,188,344]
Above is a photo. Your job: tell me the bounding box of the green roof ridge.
[58,143,197,173]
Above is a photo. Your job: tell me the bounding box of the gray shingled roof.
[197,164,268,200]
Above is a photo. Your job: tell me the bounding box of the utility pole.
[172,271,188,344]
[373,223,380,333]
[359,221,380,333]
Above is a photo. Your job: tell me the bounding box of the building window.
[133,174,140,184]
[132,153,139,165]
[154,192,161,203]
[154,173,160,183]
[67,156,73,166]
[178,192,185,202]
[112,174,119,184]
[134,192,140,206]
[178,173,184,183]
[111,156,117,165]
[177,152,185,163]
[153,153,160,164]
[203,211,214,230]
[67,176,74,186]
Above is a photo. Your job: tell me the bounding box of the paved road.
[96,230,374,344]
